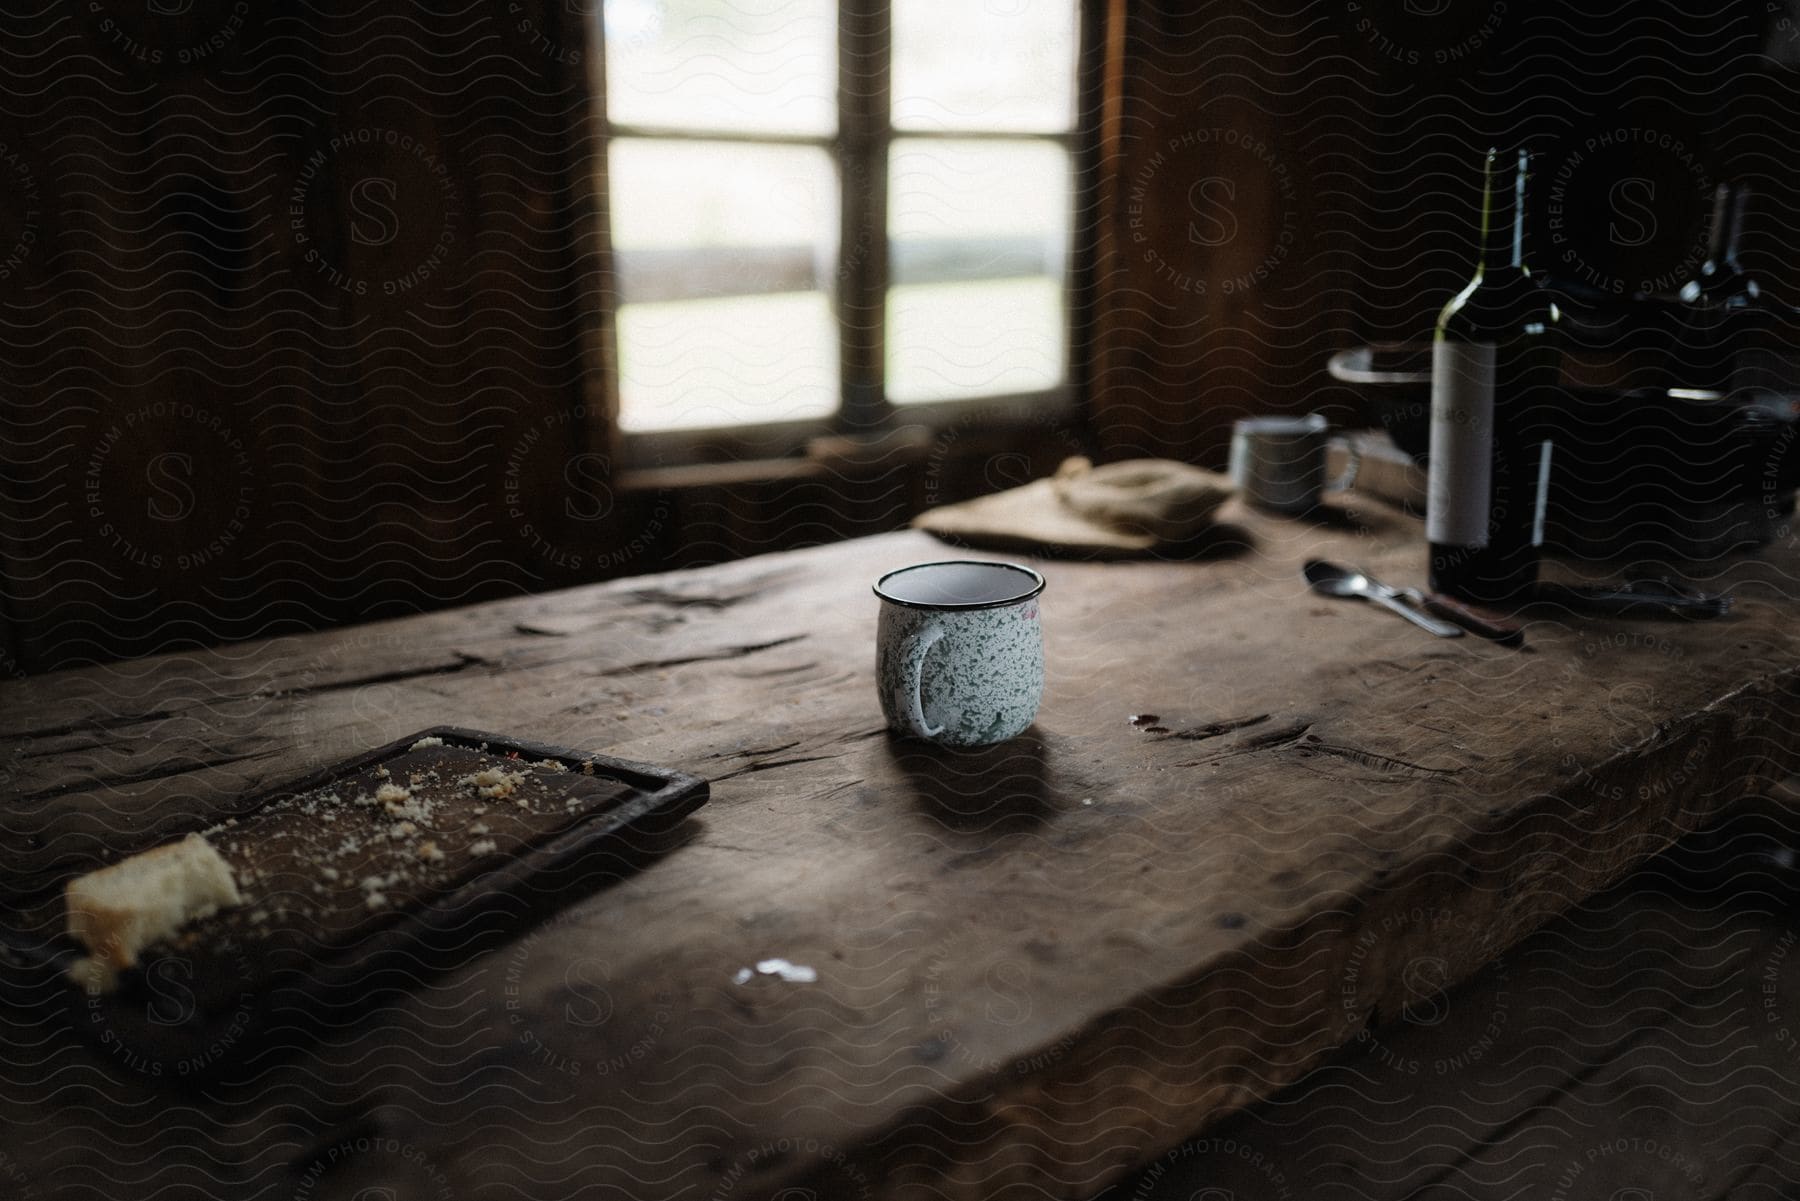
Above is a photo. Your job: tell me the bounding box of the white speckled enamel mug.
[873,560,1046,747]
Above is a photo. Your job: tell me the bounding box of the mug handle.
[1227,429,1250,491]
[1325,437,1361,495]
[896,620,947,739]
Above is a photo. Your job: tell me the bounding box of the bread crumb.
[391,821,417,838]
[409,736,445,751]
[469,822,489,836]
[459,768,526,800]
[418,841,444,862]
[365,892,388,910]
[469,838,497,855]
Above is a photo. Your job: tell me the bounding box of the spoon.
[1302,560,1463,638]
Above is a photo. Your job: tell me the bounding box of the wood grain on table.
[1098,802,1800,1201]
[3,495,1798,1200]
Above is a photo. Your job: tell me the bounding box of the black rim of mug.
[872,560,1047,611]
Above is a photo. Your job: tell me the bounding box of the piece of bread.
[1050,456,1235,542]
[64,833,241,993]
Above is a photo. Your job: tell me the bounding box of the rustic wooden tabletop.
[4,494,1798,1200]
[1095,795,1800,1201]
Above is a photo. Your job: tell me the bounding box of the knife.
[1536,579,1733,620]
[1403,589,1528,646]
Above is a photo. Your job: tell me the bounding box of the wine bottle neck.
[1723,184,1750,267]
[1480,150,1527,273]
[1704,184,1731,266]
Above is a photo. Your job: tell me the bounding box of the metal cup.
[1228,414,1358,515]
[873,561,1045,747]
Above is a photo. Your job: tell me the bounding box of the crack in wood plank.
[713,753,845,781]
[706,740,804,761]
[11,749,277,803]
[621,584,772,610]
[729,661,821,679]
[275,651,492,699]
[1172,719,1314,767]
[1236,720,1314,750]
[1298,741,1465,777]
[8,707,183,742]
[1161,714,1272,741]
[590,634,808,679]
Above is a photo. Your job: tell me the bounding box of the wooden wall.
[4,0,1796,672]
[1090,0,1800,460]
[0,2,618,672]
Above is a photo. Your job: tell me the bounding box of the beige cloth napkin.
[913,457,1235,555]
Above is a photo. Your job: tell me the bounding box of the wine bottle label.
[1427,340,1496,547]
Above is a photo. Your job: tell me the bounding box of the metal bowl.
[1328,342,1432,463]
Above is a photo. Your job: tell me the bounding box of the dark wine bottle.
[1679,183,1759,308]
[1427,148,1560,608]
[1673,183,1770,392]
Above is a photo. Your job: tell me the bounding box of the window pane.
[892,0,1077,133]
[887,279,1065,405]
[889,138,1069,271]
[610,139,838,302]
[887,139,1068,405]
[616,292,839,431]
[604,0,836,135]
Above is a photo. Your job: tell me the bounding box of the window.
[599,0,1082,458]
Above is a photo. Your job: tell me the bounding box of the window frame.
[584,0,1102,470]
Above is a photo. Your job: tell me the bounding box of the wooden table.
[5,495,1799,1200]
[1095,796,1800,1201]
